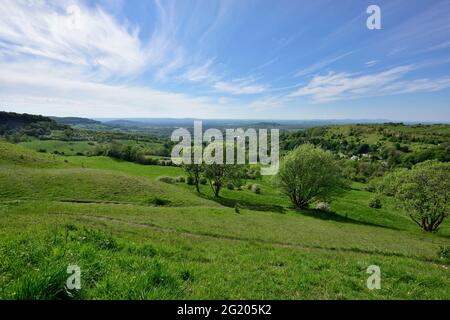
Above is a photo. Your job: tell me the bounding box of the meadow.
[0,141,449,299]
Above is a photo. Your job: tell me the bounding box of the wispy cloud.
[295,52,352,77]
[365,60,379,67]
[180,59,217,83]
[0,0,147,78]
[213,78,268,95]
[289,65,450,102]
[290,66,408,102]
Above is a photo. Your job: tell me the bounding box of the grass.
[19,139,97,156]
[64,155,184,179]
[0,141,449,299]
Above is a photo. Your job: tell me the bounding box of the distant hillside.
[0,111,66,135]
[51,116,102,126]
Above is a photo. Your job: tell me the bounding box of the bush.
[175,176,185,183]
[276,144,347,208]
[200,177,207,185]
[157,176,176,184]
[226,183,235,190]
[186,176,195,185]
[437,246,450,262]
[150,197,171,206]
[251,184,261,194]
[369,197,382,209]
[315,202,331,212]
[38,148,47,153]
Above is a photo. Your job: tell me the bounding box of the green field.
[0,141,449,299]
[19,140,97,156]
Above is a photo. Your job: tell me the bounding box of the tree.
[276,144,347,208]
[203,163,244,197]
[183,162,203,193]
[380,161,450,232]
[180,146,204,193]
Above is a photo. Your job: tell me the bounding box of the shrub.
[369,197,382,209]
[437,246,450,262]
[186,176,195,185]
[251,184,261,194]
[199,177,207,185]
[150,197,171,206]
[315,202,331,212]
[226,183,235,190]
[38,148,47,153]
[276,144,347,208]
[157,176,176,184]
[176,176,186,183]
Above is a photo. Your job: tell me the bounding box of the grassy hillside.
[0,141,66,167]
[0,141,449,299]
[18,140,98,156]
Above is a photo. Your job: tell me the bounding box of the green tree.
[203,163,244,197]
[276,144,347,208]
[380,161,450,232]
[183,161,203,193]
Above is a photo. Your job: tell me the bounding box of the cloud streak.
[289,65,450,102]
[213,79,268,95]
[0,0,148,78]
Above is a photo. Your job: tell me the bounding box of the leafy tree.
[203,163,245,197]
[181,147,204,193]
[276,144,347,208]
[380,161,450,232]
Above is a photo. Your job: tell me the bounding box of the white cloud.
[289,66,409,102]
[0,61,225,117]
[365,60,379,67]
[213,78,268,95]
[289,65,450,102]
[295,52,352,77]
[181,59,217,83]
[0,0,147,78]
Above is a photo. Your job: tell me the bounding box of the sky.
[0,0,450,121]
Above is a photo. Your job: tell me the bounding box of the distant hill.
[97,118,391,130]
[0,111,65,135]
[51,117,102,126]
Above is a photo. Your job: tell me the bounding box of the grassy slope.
[18,140,97,156]
[0,141,449,299]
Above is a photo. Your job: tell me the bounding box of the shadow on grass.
[298,208,400,230]
[203,194,287,214]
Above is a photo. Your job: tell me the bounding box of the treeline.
[280,124,450,180]
[0,111,68,138]
[92,143,174,166]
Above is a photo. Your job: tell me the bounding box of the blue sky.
[0,0,449,121]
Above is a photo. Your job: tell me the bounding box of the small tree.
[183,163,203,192]
[203,163,244,197]
[276,144,346,208]
[181,147,204,193]
[380,161,449,232]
